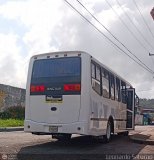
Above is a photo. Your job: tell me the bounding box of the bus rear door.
[126,88,135,130]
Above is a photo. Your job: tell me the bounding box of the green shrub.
[0,111,11,119]
[0,106,25,120]
[0,119,24,127]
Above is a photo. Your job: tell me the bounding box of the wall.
[0,84,25,111]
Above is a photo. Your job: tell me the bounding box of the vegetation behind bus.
[0,106,25,120]
[0,119,24,127]
[0,106,24,127]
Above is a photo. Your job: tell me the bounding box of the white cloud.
[0,0,63,54]
[0,33,26,87]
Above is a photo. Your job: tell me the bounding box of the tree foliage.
[139,98,154,108]
[0,106,25,119]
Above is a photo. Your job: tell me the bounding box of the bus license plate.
[46,95,62,103]
[49,126,58,133]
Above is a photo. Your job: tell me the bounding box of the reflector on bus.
[64,84,81,91]
[30,85,45,92]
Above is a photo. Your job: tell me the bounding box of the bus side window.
[96,65,101,81]
[115,77,121,101]
[91,63,95,78]
[102,68,110,98]
[121,81,126,104]
[91,62,101,95]
[110,74,115,100]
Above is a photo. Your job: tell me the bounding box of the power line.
[64,0,154,74]
[132,0,154,40]
[116,0,154,69]
[104,0,153,56]
[116,0,154,51]
[76,0,154,74]
[132,0,154,68]
[137,89,154,92]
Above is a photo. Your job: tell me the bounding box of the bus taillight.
[64,84,81,91]
[30,85,45,92]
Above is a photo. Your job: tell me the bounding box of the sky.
[0,0,154,99]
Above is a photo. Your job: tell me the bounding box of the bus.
[24,51,135,142]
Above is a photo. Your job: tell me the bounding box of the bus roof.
[31,51,86,59]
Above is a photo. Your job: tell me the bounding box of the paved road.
[0,131,154,160]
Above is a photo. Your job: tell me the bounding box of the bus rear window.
[32,57,81,78]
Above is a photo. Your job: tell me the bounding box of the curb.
[0,127,24,132]
[129,135,154,145]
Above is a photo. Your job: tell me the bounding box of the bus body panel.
[88,90,126,136]
[87,56,129,136]
[78,53,91,122]
[25,59,34,121]
[24,120,88,135]
[29,95,81,124]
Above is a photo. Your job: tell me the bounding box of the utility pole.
[149,53,154,78]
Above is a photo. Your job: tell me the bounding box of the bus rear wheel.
[98,121,112,143]
[103,121,112,142]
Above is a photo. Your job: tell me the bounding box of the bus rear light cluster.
[64,84,81,91]
[30,85,45,92]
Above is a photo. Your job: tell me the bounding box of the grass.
[0,119,24,127]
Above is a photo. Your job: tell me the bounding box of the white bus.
[24,51,135,142]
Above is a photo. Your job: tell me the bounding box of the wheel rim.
[106,123,111,140]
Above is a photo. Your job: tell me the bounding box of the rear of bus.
[24,51,90,139]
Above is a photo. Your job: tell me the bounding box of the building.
[135,105,154,125]
[135,105,143,125]
[0,84,26,112]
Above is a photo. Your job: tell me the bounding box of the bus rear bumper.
[24,120,88,135]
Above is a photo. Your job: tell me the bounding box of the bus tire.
[103,121,112,143]
[98,121,112,143]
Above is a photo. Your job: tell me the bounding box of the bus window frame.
[110,73,115,100]
[115,77,121,102]
[91,62,96,79]
[121,81,127,104]
[91,61,102,96]
[102,68,110,99]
